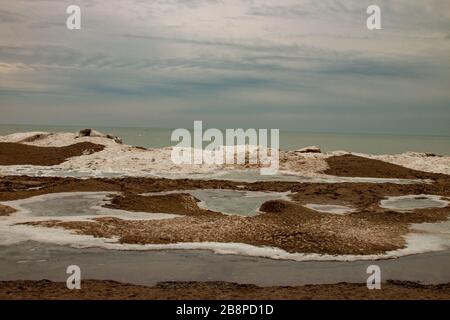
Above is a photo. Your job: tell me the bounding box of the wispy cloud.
[0,9,27,23]
[0,0,449,134]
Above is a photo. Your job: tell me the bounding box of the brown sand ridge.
[0,142,104,166]
[0,203,15,216]
[104,193,223,217]
[1,280,449,300]
[324,154,443,179]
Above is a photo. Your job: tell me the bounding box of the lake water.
[0,124,449,155]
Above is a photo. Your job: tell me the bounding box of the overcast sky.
[1,0,449,135]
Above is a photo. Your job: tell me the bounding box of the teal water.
[0,124,449,155]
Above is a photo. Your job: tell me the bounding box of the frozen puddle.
[304,204,356,215]
[0,166,125,178]
[143,189,291,216]
[0,192,180,222]
[0,166,429,184]
[187,170,429,184]
[22,193,114,217]
[191,189,290,216]
[380,194,449,212]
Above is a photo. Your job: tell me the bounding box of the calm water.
[0,124,449,155]
[1,242,450,285]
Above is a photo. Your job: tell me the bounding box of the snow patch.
[304,204,356,215]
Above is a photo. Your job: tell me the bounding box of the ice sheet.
[380,194,449,212]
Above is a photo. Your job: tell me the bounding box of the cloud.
[0,0,449,134]
[317,57,425,78]
[248,5,312,18]
[0,9,26,23]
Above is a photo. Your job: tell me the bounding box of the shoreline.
[1,125,449,156]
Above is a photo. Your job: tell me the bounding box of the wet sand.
[1,279,449,300]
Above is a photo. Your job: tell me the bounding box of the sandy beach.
[1,280,450,300]
[3,1,450,306]
[0,130,449,300]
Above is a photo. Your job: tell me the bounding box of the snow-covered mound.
[0,130,120,147]
[0,130,449,177]
[368,153,450,175]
